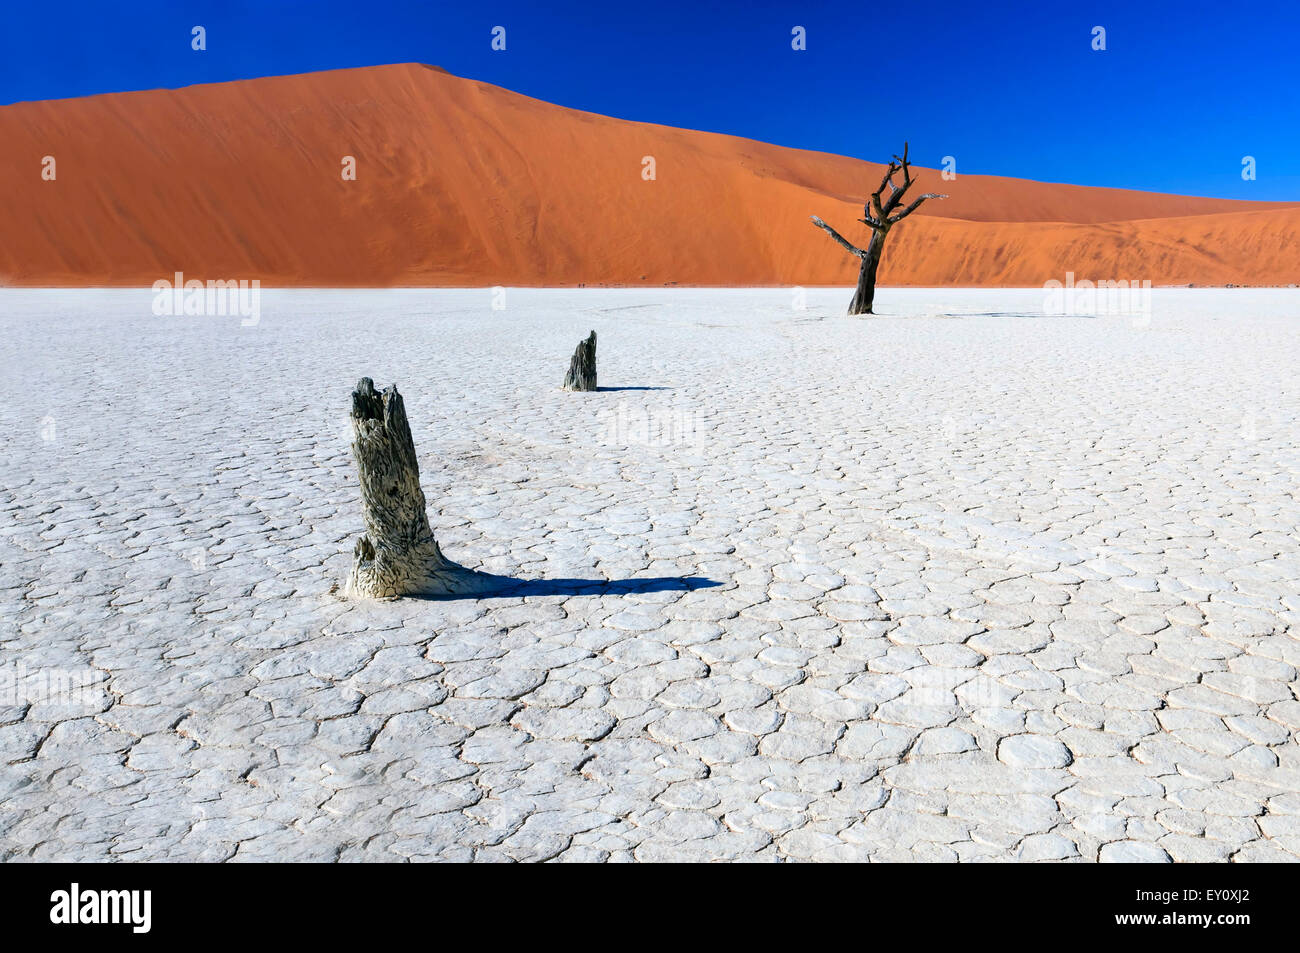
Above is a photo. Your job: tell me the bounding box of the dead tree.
[345,378,495,598]
[811,142,946,315]
[562,330,597,391]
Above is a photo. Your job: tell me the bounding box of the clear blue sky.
[2,0,1296,199]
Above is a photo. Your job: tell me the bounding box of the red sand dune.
[2,63,1297,287]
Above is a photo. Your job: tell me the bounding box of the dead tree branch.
[810,216,866,258]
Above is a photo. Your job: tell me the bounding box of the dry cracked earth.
[2,287,1299,863]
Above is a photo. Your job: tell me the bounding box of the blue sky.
[2,0,1296,199]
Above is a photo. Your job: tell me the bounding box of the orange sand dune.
[1,63,1297,287]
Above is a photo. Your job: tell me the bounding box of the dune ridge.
[2,62,1297,287]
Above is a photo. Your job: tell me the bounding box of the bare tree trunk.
[848,231,884,315]
[345,378,495,599]
[562,330,597,391]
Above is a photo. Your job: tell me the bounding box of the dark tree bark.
[345,377,496,598]
[811,142,946,315]
[562,330,597,391]
[848,232,884,315]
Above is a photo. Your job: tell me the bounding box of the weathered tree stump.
[562,330,597,391]
[345,378,495,598]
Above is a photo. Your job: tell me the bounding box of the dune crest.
[1,63,1296,287]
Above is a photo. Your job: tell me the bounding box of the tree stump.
[562,330,597,391]
[345,378,495,598]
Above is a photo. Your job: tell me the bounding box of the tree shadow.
[498,574,720,597]
[404,572,721,601]
[596,386,673,392]
[914,311,1078,319]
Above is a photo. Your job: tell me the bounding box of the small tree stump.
[562,330,597,391]
[345,378,494,598]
